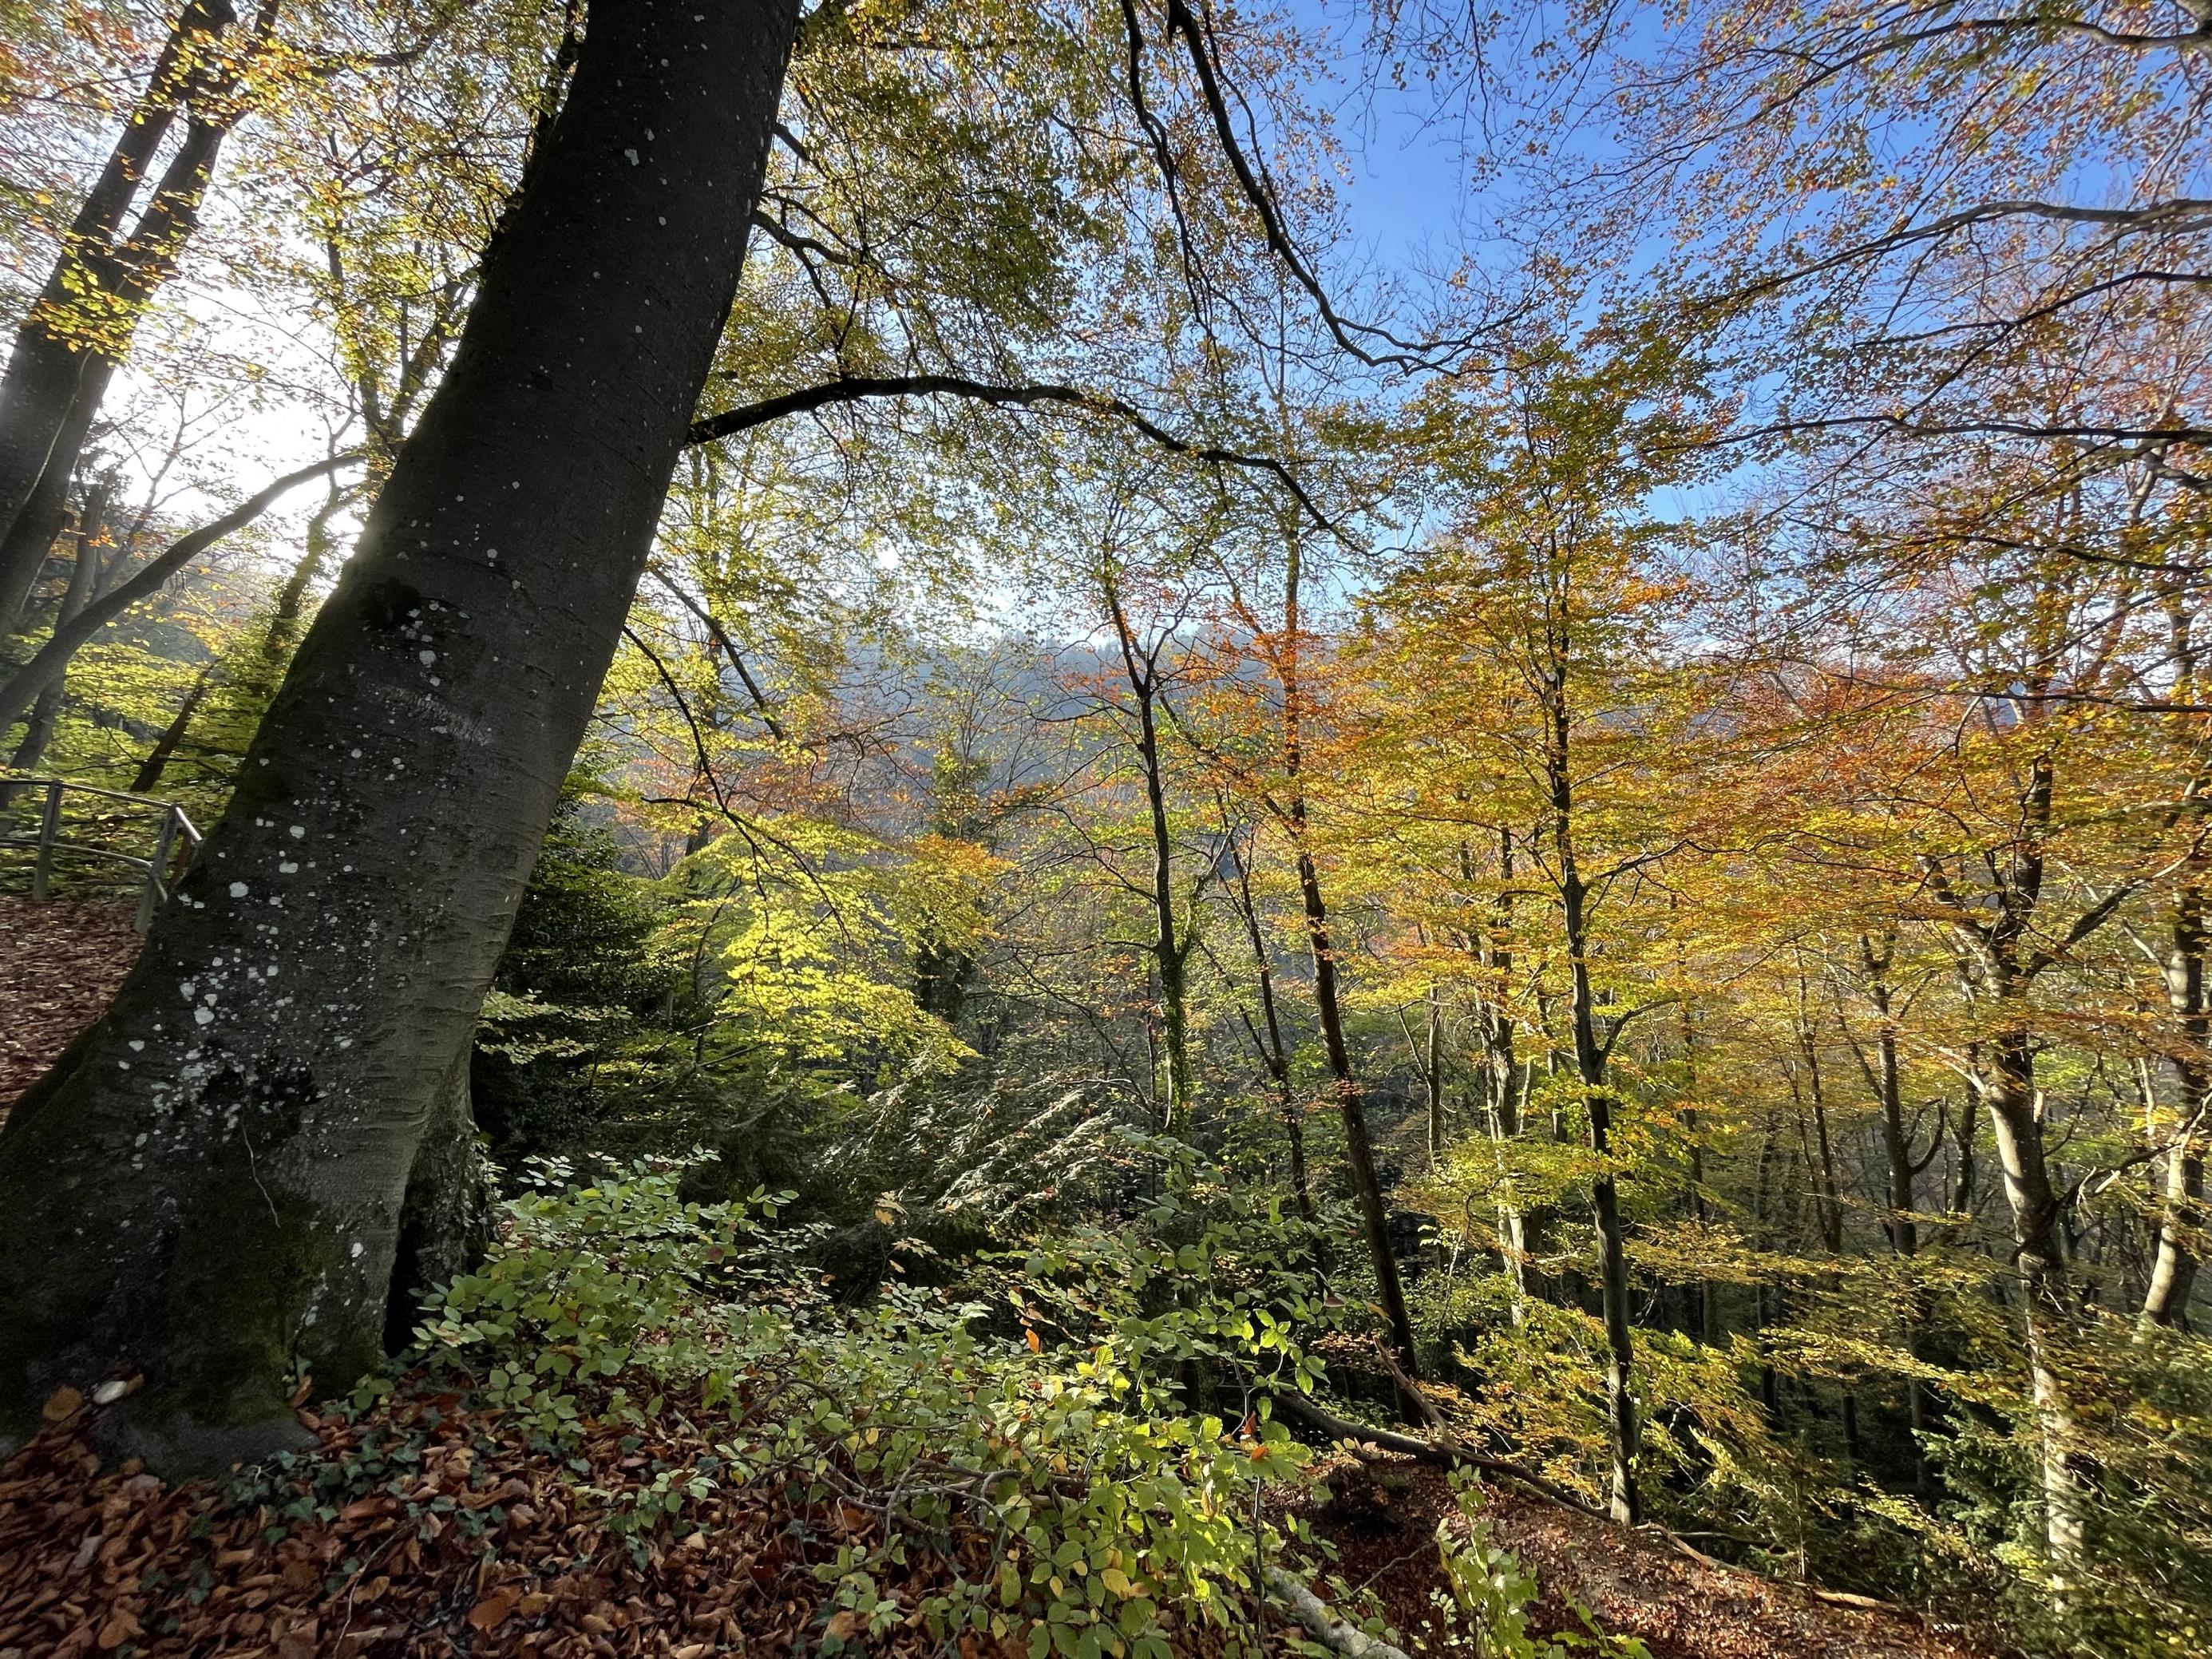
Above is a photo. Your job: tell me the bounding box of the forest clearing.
[0,1,2206,1655]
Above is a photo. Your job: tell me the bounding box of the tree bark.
[2144,584,2208,1328]
[0,0,800,1470]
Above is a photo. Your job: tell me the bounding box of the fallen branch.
[1272,1384,1925,1625]
[1261,1564,1412,1659]
[1271,1384,1610,1522]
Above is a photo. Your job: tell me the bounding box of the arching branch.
[686,371,1343,536]
[0,453,361,731]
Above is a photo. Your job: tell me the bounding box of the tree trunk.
[0,0,261,620]
[1858,933,1930,1482]
[133,659,221,797]
[0,454,354,732]
[1792,973,1861,1466]
[8,482,111,770]
[382,1049,493,1353]
[1752,1109,1782,1420]
[1549,669,1638,1524]
[2143,882,2206,1327]
[1229,827,1309,1218]
[1296,838,1420,1374]
[0,0,800,1471]
[1466,830,1529,1315]
[1568,924,1638,1524]
[0,370,111,627]
[1105,575,1193,1138]
[0,0,224,566]
[1979,1024,2085,1573]
[1423,984,1445,1166]
[1269,525,1415,1368]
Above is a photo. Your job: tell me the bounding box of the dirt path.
[0,895,140,1113]
[1300,1458,1988,1659]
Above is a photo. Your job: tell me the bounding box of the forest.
[0,1,2206,1656]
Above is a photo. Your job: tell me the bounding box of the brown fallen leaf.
[95,1606,142,1649]
[468,1586,519,1631]
[42,1387,83,1423]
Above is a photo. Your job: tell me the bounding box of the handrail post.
[30,780,61,901]
[139,806,180,932]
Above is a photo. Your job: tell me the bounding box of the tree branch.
[0,453,361,731]
[687,371,1340,536]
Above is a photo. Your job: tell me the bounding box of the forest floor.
[0,895,140,1114]
[0,905,1988,1657]
[0,1388,1991,1659]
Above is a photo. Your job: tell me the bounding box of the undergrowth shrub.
[337,1150,1636,1658]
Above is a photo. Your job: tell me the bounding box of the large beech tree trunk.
[0,0,800,1471]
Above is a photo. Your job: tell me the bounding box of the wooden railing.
[0,776,202,930]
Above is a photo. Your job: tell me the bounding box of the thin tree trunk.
[1545,654,1638,1523]
[1104,572,1193,1137]
[1752,1109,1782,1420]
[7,482,111,770]
[133,659,220,797]
[1980,1023,2086,1573]
[1272,529,1417,1374]
[1793,967,1861,1465]
[0,0,231,578]
[2145,584,2208,1328]
[0,1,263,619]
[1858,932,1931,1483]
[1229,828,1309,1218]
[1466,830,1529,1315]
[1296,838,1419,1372]
[0,454,354,731]
[0,0,801,1471]
[1423,983,1445,1166]
[1678,988,1715,1343]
